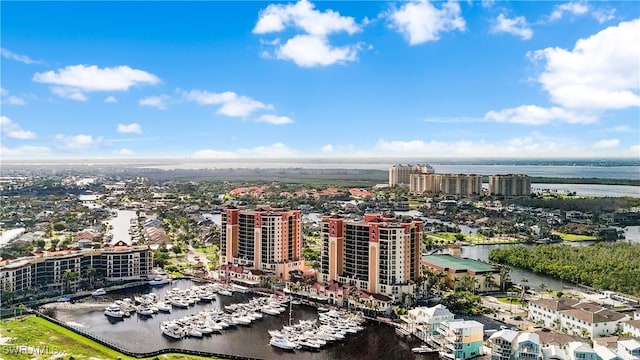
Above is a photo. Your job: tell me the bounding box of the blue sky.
[1,0,639,159]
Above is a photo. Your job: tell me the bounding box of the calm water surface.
[50,280,429,360]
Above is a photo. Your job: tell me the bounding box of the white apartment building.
[528,298,628,339]
[389,164,434,187]
[405,304,455,335]
[488,329,518,360]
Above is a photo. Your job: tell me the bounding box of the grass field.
[0,315,219,360]
[554,232,597,241]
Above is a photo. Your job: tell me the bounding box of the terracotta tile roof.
[529,297,579,311]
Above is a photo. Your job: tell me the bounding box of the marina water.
[48,280,429,359]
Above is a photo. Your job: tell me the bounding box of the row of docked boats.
[159,294,291,340]
[268,309,365,352]
[103,282,241,320]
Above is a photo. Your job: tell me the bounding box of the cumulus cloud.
[254,0,363,67]
[139,95,169,110]
[114,148,134,156]
[387,0,466,45]
[0,116,37,139]
[321,144,334,153]
[491,14,533,40]
[117,123,143,134]
[54,134,105,150]
[1,48,40,64]
[529,19,640,110]
[33,64,160,101]
[1,145,50,158]
[484,105,597,125]
[237,143,298,157]
[105,96,118,103]
[548,2,590,22]
[276,35,360,67]
[592,7,616,24]
[256,114,294,125]
[182,90,273,117]
[0,88,27,105]
[593,139,620,149]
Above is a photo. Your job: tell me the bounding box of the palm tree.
[537,283,546,299]
[499,266,511,292]
[87,266,96,289]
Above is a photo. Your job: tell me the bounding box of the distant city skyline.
[1,1,639,159]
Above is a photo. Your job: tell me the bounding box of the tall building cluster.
[318,213,422,298]
[389,164,434,187]
[390,164,531,197]
[221,205,304,279]
[488,174,531,196]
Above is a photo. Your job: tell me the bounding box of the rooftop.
[422,254,495,273]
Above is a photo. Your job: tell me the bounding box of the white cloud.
[628,145,640,157]
[1,145,50,158]
[0,116,37,139]
[491,14,533,40]
[51,86,87,101]
[485,105,597,125]
[114,149,134,156]
[529,19,640,110]
[1,48,40,64]
[117,123,143,134]
[593,139,620,149]
[237,143,298,157]
[321,144,334,152]
[387,0,466,45]
[605,125,631,132]
[254,0,364,67]
[33,64,160,100]
[192,149,239,159]
[182,90,273,117]
[54,134,105,150]
[253,0,360,37]
[276,35,360,67]
[256,114,294,125]
[549,2,590,22]
[592,7,615,24]
[0,88,28,105]
[105,96,118,103]
[139,95,169,110]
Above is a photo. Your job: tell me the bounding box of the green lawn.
[554,232,597,241]
[496,297,522,305]
[0,315,220,360]
[193,245,218,253]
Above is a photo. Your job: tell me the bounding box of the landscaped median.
[0,315,219,360]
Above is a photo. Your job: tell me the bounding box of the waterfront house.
[617,339,640,360]
[488,329,518,360]
[435,319,484,360]
[623,319,640,337]
[515,332,542,360]
[405,304,455,336]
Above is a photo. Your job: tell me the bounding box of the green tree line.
[489,243,640,297]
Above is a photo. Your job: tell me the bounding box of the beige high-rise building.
[488,174,531,196]
[411,173,483,196]
[319,213,422,298]
[389,164,434,187]
[221,206,304,278]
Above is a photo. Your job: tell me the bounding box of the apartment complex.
[318,213,422,298]
[389,164,434,187]
[528,298,629,339]
[410,173,483,197]
[488,174,531,196]
[220,206,304,279]
[0,246,153,294]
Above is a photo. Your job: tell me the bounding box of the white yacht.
[156,302,171,312]
[149,277,171,286]
[104,304,124,318]
[91,288,107,297]
[270,335,298,351]
[161,322,184,340]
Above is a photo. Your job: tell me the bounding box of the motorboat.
[91,288,107,297]
[270,335,298,351]
[149,277,171,286]
[104,304,124,318]
[218,289,233,296]
[171,300,189,309]
[412,345,435,354]
[261,306,281,316]
[162,322,184,340]
[156,302,171,312]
